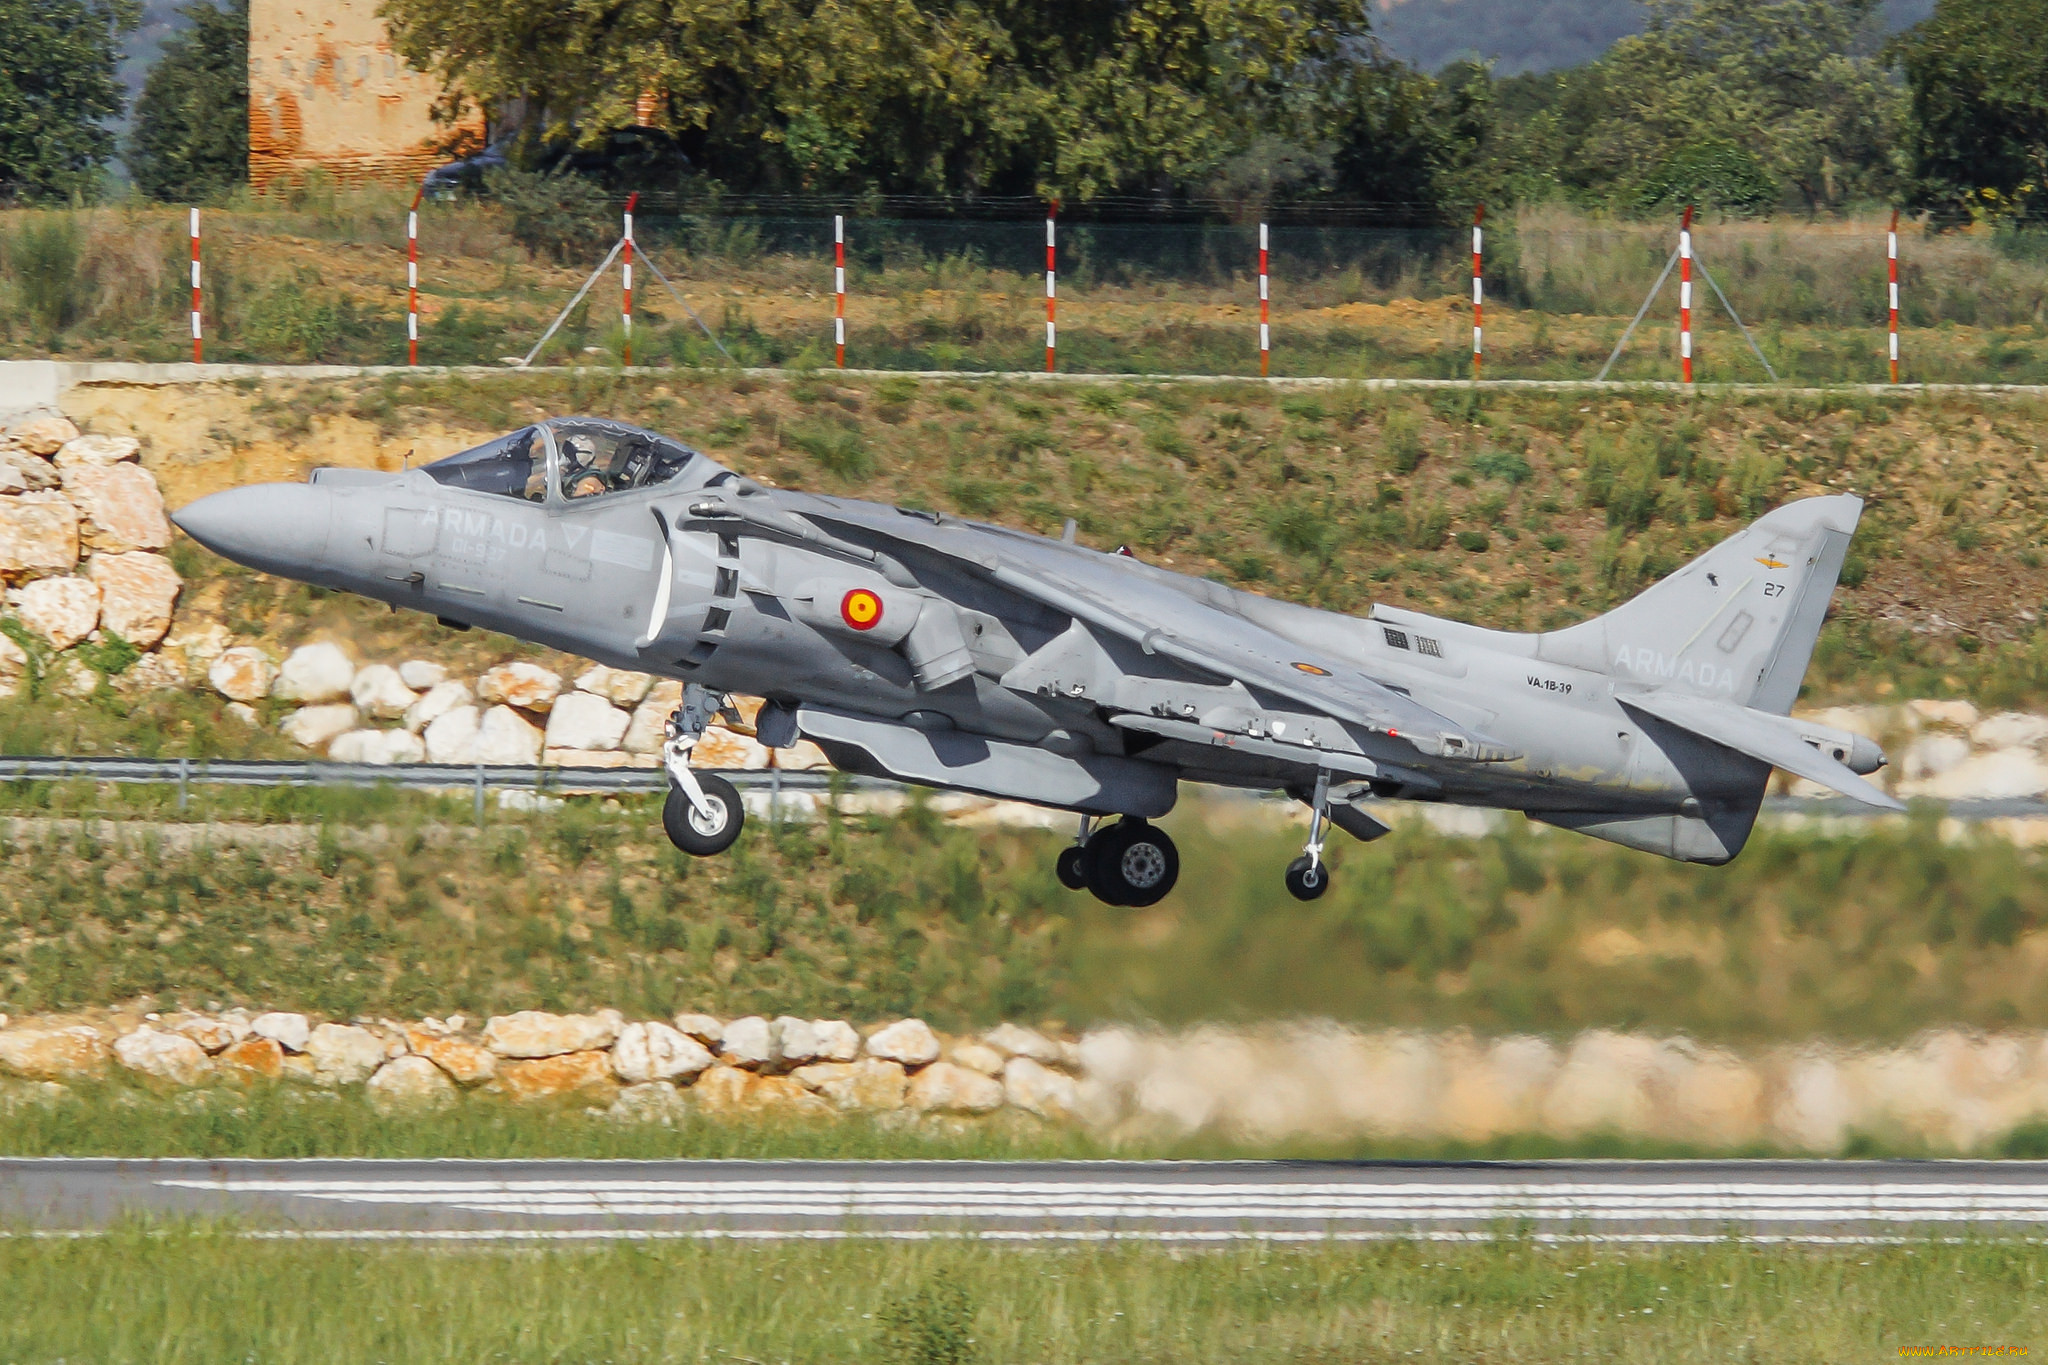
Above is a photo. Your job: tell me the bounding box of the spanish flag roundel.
[840,588,884,631]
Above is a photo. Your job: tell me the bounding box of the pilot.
[560,435,608,498]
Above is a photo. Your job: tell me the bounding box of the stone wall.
[4,1008,2047,1151]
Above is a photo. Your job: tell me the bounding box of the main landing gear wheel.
[1284,854,1328,902]
[1055,845,1089,890]
[663,774,744,856]
[1084,819,1180,908]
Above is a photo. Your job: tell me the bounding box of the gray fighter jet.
[172,415,1895,906]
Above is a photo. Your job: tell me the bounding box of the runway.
[4,1158,2048,1243]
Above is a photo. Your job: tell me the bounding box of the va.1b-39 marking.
[173,416,1894,907]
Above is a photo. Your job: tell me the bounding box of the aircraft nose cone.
[171,484,334,576]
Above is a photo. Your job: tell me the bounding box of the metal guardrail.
[0,754,2038,822]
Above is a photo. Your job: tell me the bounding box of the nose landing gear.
[1056,815,1180,907]
[1284,769,1334,902]
[661,683,745,857]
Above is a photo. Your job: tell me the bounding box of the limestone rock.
[209,646,278,702]
[1974,712,2048,751]
[690,1064,832,1118]
[1902,734,1971,781]
[671,1013,723,1045]
[115,1027,213,1086]
[719,1016,774,1068]
[907,1061,1005,1114]
[1002,1057,1078,1120]
[0,457,59,492]
[423,705,481,763]
[792,1058,909,1112]
[217,1035,284,1078]
[115,648,188,693]
[53,433,138,466]
[544,749,645,768]
[367,1055,457,1111]
[812,1020,861,1063]
[609,1081,690,1124]
[280,703,359,751]
[0,466,26,495]
[1908,698,1979,730]
[0,493,77,575]
[622,681,685,753]
[53,657,97,698]
[693,727,771,769]
[61,462,171,551]
[773,1016,821,1067]
[1923,750,2048,800]
[544,691,630,751]
[406,680,474,734]
[0,1026,108,1079]
[984,1023,1065,1065]
[397,660,448,690]
[329,729,427,765]
[174,1016,247,1053]
[89,549,181,654]
[0,630,25,682]
[865,1018,941,1066]
[350,664,418,721]
[251,1011,311,1053]
[475,705,543,765]
[274,642,356,703]
[16,575,99,649]
[477,661,562,712]
[950,1042,1006,1077]
[405,1031,497,1085]
[611,1021,715,1084]
[498,1050,616,1101]
[575,665,654,706]
[483,1010,623,1058]
[12,417,79,457]
[166,619,230,666]
[226,702,259,726]
[307,1023,387,1085]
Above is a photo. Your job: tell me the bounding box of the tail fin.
[1533,495,1861,714]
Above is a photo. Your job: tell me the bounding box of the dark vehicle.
[422,127,692,199]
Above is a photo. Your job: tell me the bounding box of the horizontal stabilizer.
[1620,691,1904,812]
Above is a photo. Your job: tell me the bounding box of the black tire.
[663,775,744,856]
[1284,854,1329,902]
[1084,820,1180,908]
[1056,845,1089,891]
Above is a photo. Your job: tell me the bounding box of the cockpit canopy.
[423,418,727,504]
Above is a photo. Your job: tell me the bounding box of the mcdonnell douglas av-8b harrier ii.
[173,416,1895,907]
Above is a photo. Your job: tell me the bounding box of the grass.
[6,791,2048,1045]
[0,1226,2039,1363]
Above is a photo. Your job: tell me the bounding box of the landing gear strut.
[1285,770,1333,902]
[661,683,744,857]
[1056,816,1179,907]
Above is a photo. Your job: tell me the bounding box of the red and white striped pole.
[1044,202,1058,373]
[1471,204,1484,380]
[406,188,422,366]
[621,192,638,366]
[1679,204,1694,384]
[834,214,846,368]
[1258,222,1270,377]
[189,208,202,364]
[1888,209,1900,384]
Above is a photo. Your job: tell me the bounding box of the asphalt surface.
[5,1159,2048,1242]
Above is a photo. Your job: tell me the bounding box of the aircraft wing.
[1619,690,1905,811]
[790,500,1518,764]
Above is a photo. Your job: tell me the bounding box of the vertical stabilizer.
[1533,495,1861,715]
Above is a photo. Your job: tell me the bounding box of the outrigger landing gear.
[661,683,744,857]
[1056,815,1180,907]
[1285,770,1333,902]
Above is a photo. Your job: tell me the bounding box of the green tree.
[377,0,1369,200]
[0,0,140,202]
[126,0,250,202]
[1893,0,2048,224]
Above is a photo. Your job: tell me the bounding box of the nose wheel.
[1284,769,1334,901]
[1058,817,1179,907]
[660,683,746,857]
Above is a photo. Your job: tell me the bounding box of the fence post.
[1471,205,1484,381]
[189,208,202,364]
[407,187,422,365]
[1679,205,1695,385]
[1258,222,1270,377]
[474,761,485,828]
[834,214,846,368]
[177,754,189,812]
[1045,201,1058,373]
[1888,210,1901,385]
[622,192,638,366]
